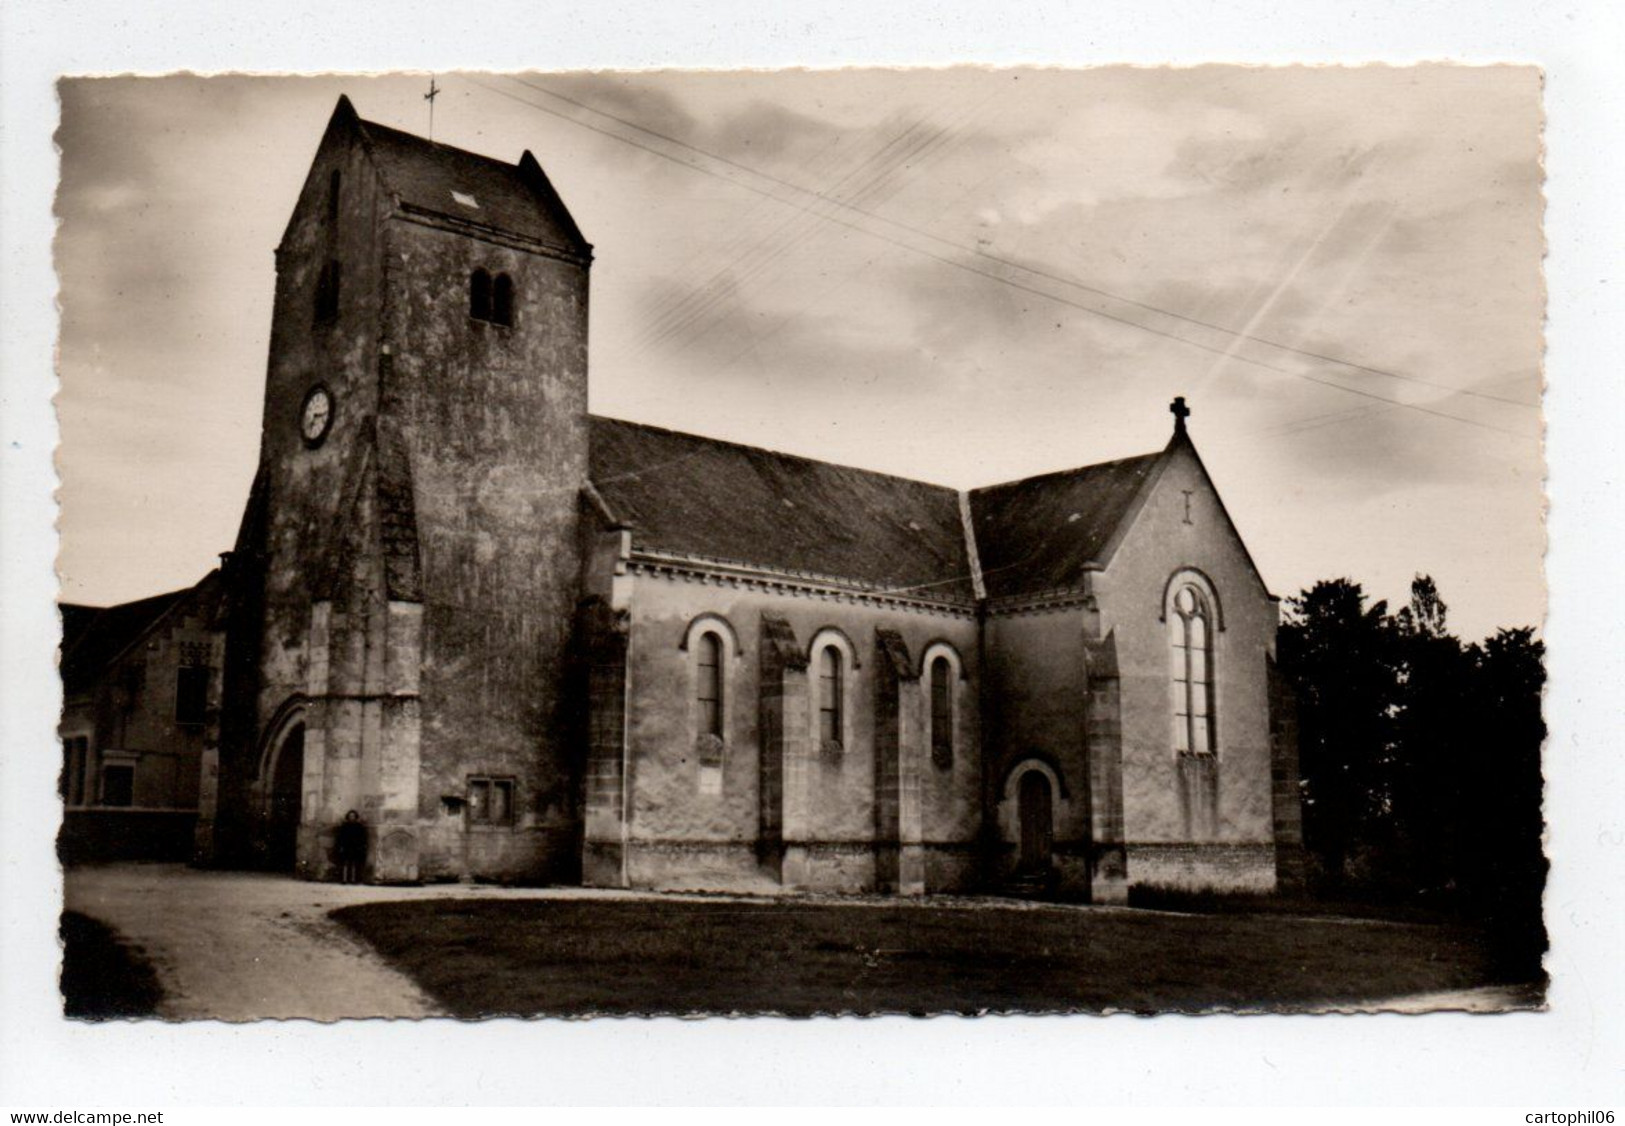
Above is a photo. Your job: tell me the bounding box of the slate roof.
[59,603,102,655]
[588,416,976,602]
[352,105,589,257]
[59,576,219,695]
[969,452,1164,600]
[586,416,1195,604]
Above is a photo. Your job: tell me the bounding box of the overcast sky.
[54,67,1544,640]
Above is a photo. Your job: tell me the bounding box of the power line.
[636,93,992,360]
[635,116,951,355]
[499,75,1537,412]
[633,109,903,341]
[629,76,1004,359]
[465,77,1538,441]
[705,109,1029,381]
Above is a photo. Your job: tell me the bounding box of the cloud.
[540,72,701,141]
[701,98,846,164]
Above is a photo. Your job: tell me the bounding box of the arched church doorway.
[267,723,304,870]
[1018,769,1053,871]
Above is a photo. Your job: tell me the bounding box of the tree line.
[1277,576,1546,954]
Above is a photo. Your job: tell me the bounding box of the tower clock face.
[299,385,334,447]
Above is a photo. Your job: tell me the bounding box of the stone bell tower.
[207,95,593,882]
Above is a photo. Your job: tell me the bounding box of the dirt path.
[65,865,444,1020]
[62,864,746,1020]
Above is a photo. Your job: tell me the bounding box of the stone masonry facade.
[189,96,1303,902]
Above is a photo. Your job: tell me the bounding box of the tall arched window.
[491,272,515,327]
[696,631,723,739]
[470,268,492,321]
[682,616,736,796]
[929,655,953,769]
[1169,583,1215,755]
[818,645,844,749]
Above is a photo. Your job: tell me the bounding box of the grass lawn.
[332,897,1542,1017]
[59,911,164,1020]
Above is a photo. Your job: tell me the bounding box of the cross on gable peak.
[1170,395,1191,433]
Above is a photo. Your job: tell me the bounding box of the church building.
[193,96,1302,902]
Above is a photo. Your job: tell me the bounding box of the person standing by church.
[335,810,368,884]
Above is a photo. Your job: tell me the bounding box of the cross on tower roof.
[424,76,440,140]
[1170,395,1191,434]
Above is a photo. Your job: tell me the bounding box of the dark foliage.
[1277,578,1397,890]
[1278,576,1546,979]
[59,911,164,1020]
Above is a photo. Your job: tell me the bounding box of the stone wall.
[215,104,592,884]
[215,108,394,873]
[1125,842,1279,892]
[601,567,981,893]
[1096,438,1281,891]
[58,810,199,864]
[381,212,590,882]
[975,438,1289,899]
[580,592,630,887]
[981,607,1094,897]
[250,106,394,761]
[60,586,220,831]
